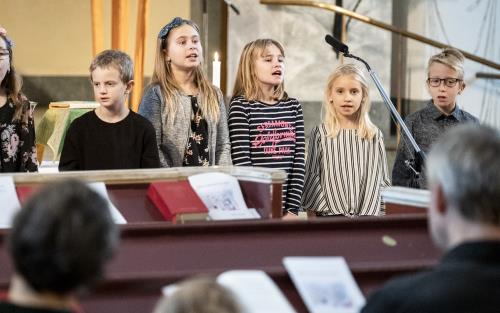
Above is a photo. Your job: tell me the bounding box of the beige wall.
[0,0,190,76]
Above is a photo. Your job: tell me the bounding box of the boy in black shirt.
[59,50,160,171]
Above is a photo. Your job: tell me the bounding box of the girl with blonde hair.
[228,39,305,216]
[139,17,231,167]
[302,63,390,216]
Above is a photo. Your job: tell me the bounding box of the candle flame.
[214,52,219,62]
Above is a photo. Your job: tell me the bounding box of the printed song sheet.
[88,182,127,224]
[188,172,260,220]
[283,257,365,313]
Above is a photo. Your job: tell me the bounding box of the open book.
[188,172,260,220]
[283,257,365,313]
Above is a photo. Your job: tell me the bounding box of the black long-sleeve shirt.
[228,96,305,214]
[59,110,160,171]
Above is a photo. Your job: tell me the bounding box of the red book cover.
[15,185,41,205]
[147,181,208,224]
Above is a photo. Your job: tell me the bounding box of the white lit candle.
[212,52,221,89]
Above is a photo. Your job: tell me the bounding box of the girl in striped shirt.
[302,64,390,216]
[228,39,305,217]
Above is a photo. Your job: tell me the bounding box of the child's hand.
[0,26,7,36]
[282,212,299,220]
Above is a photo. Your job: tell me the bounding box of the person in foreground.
[152,277,242,313]
[0,180,119,312]
[361,124,500,313]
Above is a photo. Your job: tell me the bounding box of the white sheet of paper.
[381,186,429,208]
[217,270,297,313]
[188,172,260,220]
[283,257,365,313]
[38,161,60,174]
[88,182,127,224]
[0,176,21,229]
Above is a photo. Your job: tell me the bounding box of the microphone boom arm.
[343,52,426,171]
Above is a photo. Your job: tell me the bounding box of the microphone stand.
[342,51,426,181]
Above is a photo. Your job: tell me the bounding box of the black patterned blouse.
[183,96,209,166]
[0,99,38,172]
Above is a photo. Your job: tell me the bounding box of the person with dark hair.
[362,124,500,313]
[0,179,119,312]
[0,30,38,172]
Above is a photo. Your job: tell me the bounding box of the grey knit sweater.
[138,84,232,167]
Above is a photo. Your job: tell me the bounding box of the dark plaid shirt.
[392,101,479,189]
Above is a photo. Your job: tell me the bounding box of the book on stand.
[147,180,209,224]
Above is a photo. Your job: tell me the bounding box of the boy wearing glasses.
[392,48,478,189]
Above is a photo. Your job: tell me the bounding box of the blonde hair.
[323,63,377,140]
[153,278,242,313]
[427,47,465,79]
[232,39,287,101]
[150,20,220,122]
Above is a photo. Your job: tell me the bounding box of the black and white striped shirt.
[302,124,391,216]
[228,96,305,214]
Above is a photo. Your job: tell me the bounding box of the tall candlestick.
[212,52,221,89]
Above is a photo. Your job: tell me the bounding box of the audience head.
[323,63,375,139]
[426,124,500,249]
[426,47,466,114]
[232,38,286,102]
[150,17,219,122]
[9,179,119,295]
[153,277,242,313]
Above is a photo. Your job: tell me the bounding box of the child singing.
[228,39,305,216]
[302,64,390,216]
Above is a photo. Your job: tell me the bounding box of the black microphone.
[224,0,240,15]
[325,34,349,55]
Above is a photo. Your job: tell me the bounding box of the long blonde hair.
[150,20,220,122]
[232,39,287,101]
[323,63,377,140]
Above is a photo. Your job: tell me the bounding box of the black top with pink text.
[228,95,305,214]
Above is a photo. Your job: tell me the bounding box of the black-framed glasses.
[427,77,462,87]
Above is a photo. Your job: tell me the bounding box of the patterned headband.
[158,17,185,39]
[1,35,14,49]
